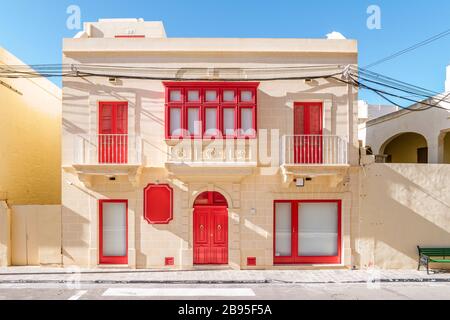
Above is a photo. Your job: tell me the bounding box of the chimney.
[446,65,450,92]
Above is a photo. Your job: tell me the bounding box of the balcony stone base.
[280,164,350,188]
[64,164,143,188]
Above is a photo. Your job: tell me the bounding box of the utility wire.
[364,28,450,69]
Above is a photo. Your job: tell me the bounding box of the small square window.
[223,90,235,102]
[187,90,200,102]
[205,90,218,102]
[170,90,182,102]
[241,90,253,102]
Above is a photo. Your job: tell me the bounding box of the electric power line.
[364,28,450,69]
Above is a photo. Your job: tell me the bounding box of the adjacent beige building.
[359,67,450,269]
[62,19,359,269]
[0,48,62,267]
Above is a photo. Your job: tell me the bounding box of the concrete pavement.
[0,267,449,285]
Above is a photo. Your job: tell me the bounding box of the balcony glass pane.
[298,202,338,257]
[275,202,292,257]
[223,90,235,102]
[188,90,200,102]
[223,108,235,136]
[187,108,200,136]
[205,108,217,135]
[241,90,253,102]
[170,90,182,102]
[170,108,182,136]
[205,90,217,102]
[241,108,253,134]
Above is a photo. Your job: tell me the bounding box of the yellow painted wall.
[0,48,61,205]
[358,163,450,269]
[383,133,427,163]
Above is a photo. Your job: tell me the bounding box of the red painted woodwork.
[98,101,128,164]
[293,102,323,164]
[115,35,146,38]
[247,257,257,266]
[143,184,173,224]
[163,82,259,139]
[99,199,128,265]
[193,206,228,265]
[193,192,229,265]
[194,191,228,207]
[273,200,342,265]
[165,257,175,266]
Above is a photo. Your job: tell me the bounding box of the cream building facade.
[62,19,360,269]
[0,48,61,267]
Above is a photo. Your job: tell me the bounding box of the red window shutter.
[144,184,173,224]
[308,104,322,135]
[294,105,305,135]
[99,103,113,134]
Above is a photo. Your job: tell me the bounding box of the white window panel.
[187,108,200,135]
[275,202,292,257]
[223,108,235,136]
[102,202,127,257]
[223,90,235,102]
[170,108,182,136]
[205,90,217,102]
[170,90,182,102]
[298,203,338,257]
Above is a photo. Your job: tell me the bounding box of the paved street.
[0,282,450,300]
[0,267,449,300]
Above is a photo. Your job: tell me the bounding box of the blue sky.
[1,0,449,104]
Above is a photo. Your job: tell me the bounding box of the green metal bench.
[417,246,450,274]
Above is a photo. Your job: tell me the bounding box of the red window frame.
[163,82,259,139]
[98,101,129,164]
[293,102,324,164]
[273,200,342,265]
[99,199,128,265]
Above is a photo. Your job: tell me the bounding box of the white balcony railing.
[73,134,142,165]
[281,135,348,166]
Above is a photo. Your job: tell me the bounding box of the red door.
[99,102,128,164]
[293,102,323,164]
[193,206,228,265]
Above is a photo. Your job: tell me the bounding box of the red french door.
[293,102,323,164]
[273,200,341,265]
[193,206,228,265]
[99,200,128,265]
[98,102,128,164]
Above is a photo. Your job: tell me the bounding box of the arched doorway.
[193,192,228,265]
[380,132,428,163]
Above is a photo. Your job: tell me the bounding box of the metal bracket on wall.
[0,80,23,95]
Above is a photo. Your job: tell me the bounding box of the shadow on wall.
[359,163,450,269]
